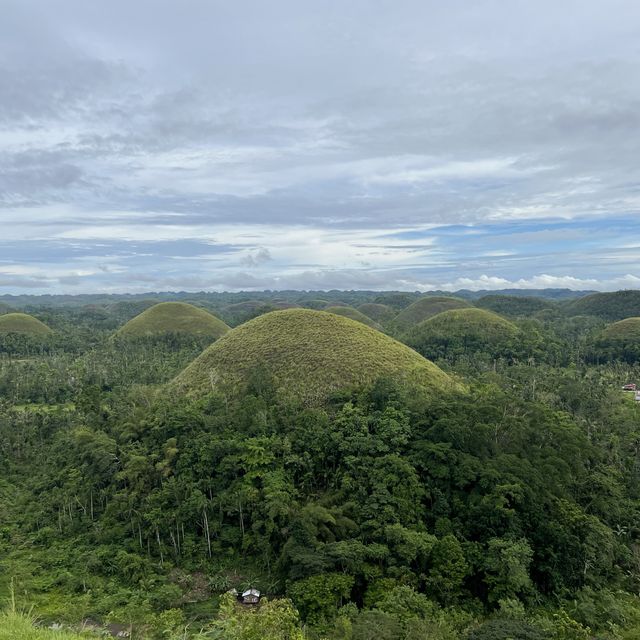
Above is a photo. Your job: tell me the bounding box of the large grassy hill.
[403,308,523,361]
[171,309,454,404]
[357,302,395,323]
[392,296,472,331]
[324,306,383,330]
[116,302,229,339]
[564,290,640,321]
[0,313,52,336]
[476,294,554,317]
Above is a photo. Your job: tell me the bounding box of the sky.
[1,0,640,294]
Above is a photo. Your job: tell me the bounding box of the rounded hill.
[116,302,229,339]
[403,308,523,360]
[0,312,52,336]
[324,306,383,330]
[564,290,640,321]
[600,317,640,342]
[393,296,472,331]
[592,317,640,363]
[171,309,455,405]
[357,302,395,323]
[476,295,554,317]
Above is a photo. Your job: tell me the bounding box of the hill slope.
[564,290,640,321]
[0,313,52,336]
[116,302,229,339]
[171,309,454,404]
[476,294,554,317]
[357,302,395,323]
[403,308,522,360]
[393,296,472,331]
[325,306,383,330]
[600,317,640,342]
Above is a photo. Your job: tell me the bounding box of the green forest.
[1,289,640,639]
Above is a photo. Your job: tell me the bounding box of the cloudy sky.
[2,0,640,293]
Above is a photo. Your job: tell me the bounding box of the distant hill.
[0,312,52,336]
[599,317,640,342]
[403,308,523,361]
[591,317,640,363]
[116,302,229,339]
[357,302,396,323]
[221,300,299,326]
[373,292,421,310]
[564,290,640,321]
[392,296,472,331]
[171,309,455,405]
[324,306,383,330]
[476,295,555,317]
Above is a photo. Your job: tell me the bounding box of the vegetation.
[563,290,640,321]
[392,296,472,331]
[403,308,529,363]
[591,317,640,363]
[0,611,88,640]
[324,306,383,330]
[221,300,298,327]
[171,309,453,404]
[2,290,640,638]
[357,303,396,323]
[475,295,555,318]
[117,302,229,340]
[0,313,52,336]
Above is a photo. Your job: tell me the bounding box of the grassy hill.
[0,313,52,336]
[476,294,554,317]
[357,302,395,323]
[564,290,640,321]
[221,300,298,326]
[592,317,640,363]
[392,296,472,331]
[403,308,522,361]
[116,302,229,339]
[325,306,383,330]
[300,299,331,310]
[171,309,455,404]
[600,317,640,342]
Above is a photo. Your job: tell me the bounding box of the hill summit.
[393,296,472,331]
[404,308,522,360]
[171,309,454,404]
[0,312,52,336]
[116,302,229,339]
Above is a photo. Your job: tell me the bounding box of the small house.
[241,588,261,605]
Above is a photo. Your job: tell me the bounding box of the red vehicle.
[622,383,637,392]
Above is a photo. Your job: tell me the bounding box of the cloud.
[1,1,640,292]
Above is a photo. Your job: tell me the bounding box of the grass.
[171,309,454,405]
[600,317,640,342]
[475,294,554,317]
[11,403,75,414]
[0,313,52,336]
[403,308,520,352]
[0,611,89,640]
[324,306,383,330]
[392,296,472,331]
[356,303,395,323]
[564,290,640,321]
[116,302,229,339]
